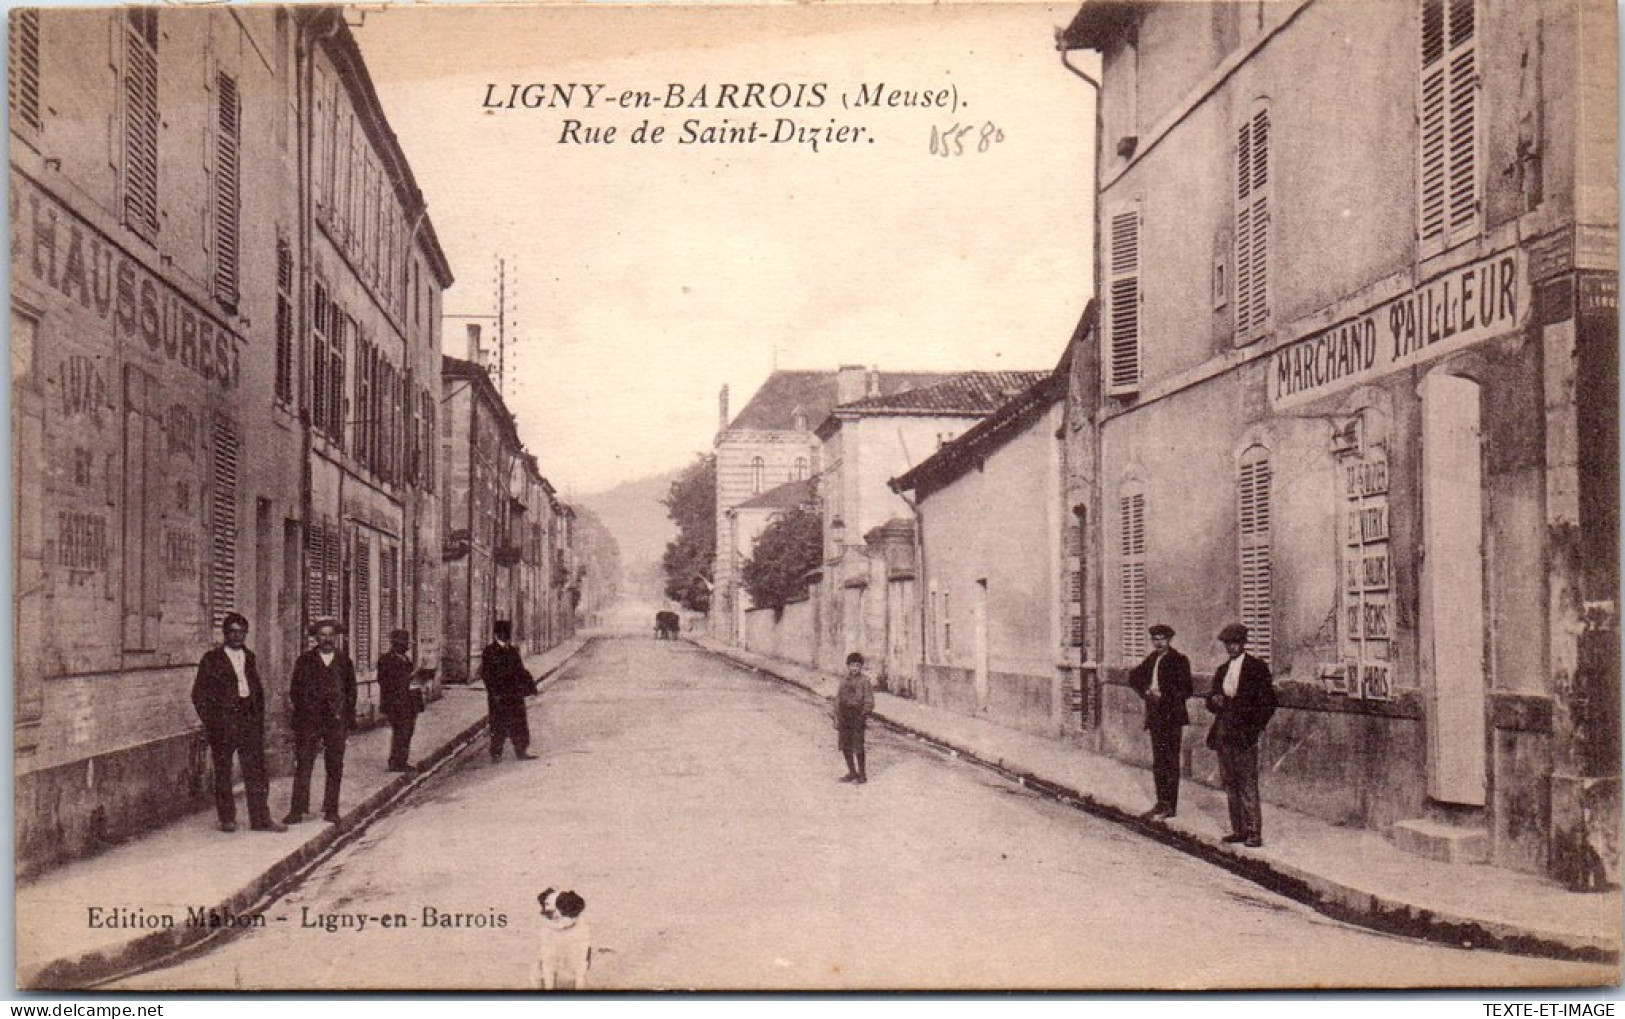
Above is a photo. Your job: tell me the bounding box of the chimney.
[836,364,867,405]
[466,324,483,363]
[866,368,881,397]
[718,384,730,431]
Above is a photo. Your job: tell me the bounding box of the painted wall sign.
[1272,250,1528,408]
[10,172,244,391]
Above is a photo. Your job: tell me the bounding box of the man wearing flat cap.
[1205,623,1277,848]
[285,617,357,824]
[1127,623,1193,819]
[191,613,286,833]
[379,628,423,773]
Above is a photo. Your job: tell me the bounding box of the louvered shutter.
[10,10,41,131]
[276,242,294,403]
[1238,451,1273,660]
[1420,0,1478,251]
[1118,491,1147,659]
[379,544,398,636]
[355,533,372,663]
[1107,208,1141,393]
[1235,107,1270,341]
[121,11,159,236]
[312,283,329,429]
[306,523,325,626]
[213,73,241,304]
[329,312,347,447]
[209,418,240,627]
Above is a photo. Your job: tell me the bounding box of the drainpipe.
[892,484,928,700]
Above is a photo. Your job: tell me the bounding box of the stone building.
[1059,0,1616,884]
[890,369,1070,733]
[10,6,450,872]
[815,370,1047,678]
[303,6,453,721]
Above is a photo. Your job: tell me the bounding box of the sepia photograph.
[7,0,1622,993]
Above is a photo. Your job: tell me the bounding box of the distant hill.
[576,465,686,604]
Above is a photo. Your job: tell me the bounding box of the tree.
[660,454,715,612]
[741,506,822,611]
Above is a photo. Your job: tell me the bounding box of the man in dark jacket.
[191,613,286,833]
[284,618,357,824]
[1127,623,1193,820]
[1205,623,1277,848]
[378,628,422,773]
[481,620,536,761]
[834,652,875,784]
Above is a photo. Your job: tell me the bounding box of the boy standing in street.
[835,651,874,784]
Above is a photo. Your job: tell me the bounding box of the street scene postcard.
[8,0,1624,993]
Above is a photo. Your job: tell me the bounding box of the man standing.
[191,614,286,833]
[482,620,536,761]
[1127,623,1193,820]
[285,618,357,825]
[1205,623,1277,848]
[834,651,874,784]
[378,628,422,773]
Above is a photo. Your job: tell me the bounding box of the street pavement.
[110,637,1614,991]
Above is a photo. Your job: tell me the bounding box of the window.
[274,242,294,404]
[1419,0,1479,254]
[751,457,764,495]
[1235,103,1270,342]
[354,532,372,664]
[355,334,373,469]
[1106,206,1141,393]
[306,521,340,623]
[212,72,241,306]
[1118,489,1146,659]
[9,9,41,133]
[209,418,240,627]
[1238,447,1273,661]
[329,313,349,446]
[379,543,398,636]
[121,9,159,237]
[793,457,808,481]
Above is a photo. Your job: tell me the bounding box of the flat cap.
[1217,623,1250,644]
[1148,623,1175,638]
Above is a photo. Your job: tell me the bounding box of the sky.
[354,3,1098,498]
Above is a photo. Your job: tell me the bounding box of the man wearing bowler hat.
[1205,623,1277,848]
[1127,623,1193,819]
[285,617,357,825]
[481,620,536,761]
[191,613,286,833]
[379,628,422,772]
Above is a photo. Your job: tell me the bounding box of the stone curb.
[24,638,594,990]
[694,637,1619,966]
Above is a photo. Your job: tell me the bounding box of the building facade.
[10,6,453,872]
[304,7,453,722]
[1061,0,1617,884]
[891,371,1069,735]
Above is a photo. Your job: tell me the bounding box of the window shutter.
[329,312,347,447]
[121,10,159,236]
[306,522,325,626]
[1238,451,1273,660]
[275,241,294,403]
[379,544,398,636]
[10,9,42,132]
[1420,0,1478,250]
[312,282,329,429]
[1107,208,1141,393]
[354,532,372,663]
[1235,107,1270,341]
[212,73,241,304]
[1118,491,1146,658]
[209,418,240,627]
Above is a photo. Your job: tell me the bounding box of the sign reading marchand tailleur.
[1270,249,1528,409]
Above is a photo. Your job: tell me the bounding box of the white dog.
[532,887,593,990]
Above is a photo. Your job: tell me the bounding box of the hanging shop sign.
[1271,249,1528,409]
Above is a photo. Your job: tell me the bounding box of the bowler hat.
[1148,623,1175,639]
[1218,623,1249,644]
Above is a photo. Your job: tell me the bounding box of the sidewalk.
[693,636,1622,966]
[15,637,590,990]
